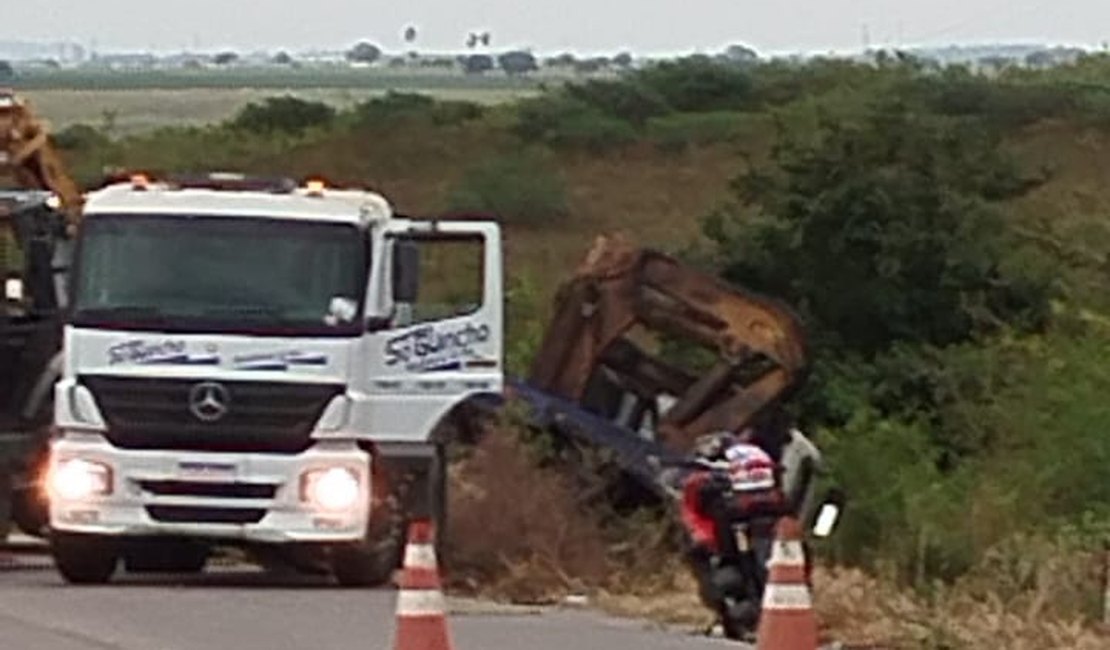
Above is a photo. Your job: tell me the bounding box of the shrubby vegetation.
[229,95,336,134]
[693,56,1110,597]
[48,53,1110,618]
[446,149,569,225]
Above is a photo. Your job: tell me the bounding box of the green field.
[23,86,536,134]
[14,68,551,133]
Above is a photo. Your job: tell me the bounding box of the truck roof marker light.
[305,179,326,197]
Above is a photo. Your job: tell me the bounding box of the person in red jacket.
[679,427,786,633]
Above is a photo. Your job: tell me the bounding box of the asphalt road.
[0,555,742,650]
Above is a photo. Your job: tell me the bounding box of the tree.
[0,60,13,81]
[230,96,336,134]
[723,44,759,65]
[613,52,634,68]
[546,53,577,68]
[403,26,418,44]
[498,51,538,75]
[635,57,753,112]
[461,54,494,75]
[1024,50,1054,69]
[703,97,1053,357]
[564,80,669,125]
[213,51,239,66]
[272,51,294,65]
[347,41,382,64]
[574,57,609,74]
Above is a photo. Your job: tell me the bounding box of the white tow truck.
[44,174,503,585]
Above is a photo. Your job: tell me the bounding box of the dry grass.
[444,423,612,603]
[814,566,1110,650]
[444,424,1110,649]
[593,566,1110,649]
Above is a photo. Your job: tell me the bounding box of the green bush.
[229,95,335,135]
[513,96,637,152]
[563,79,670,125]
[698,88,1083,588]
[635,56,755,112]
[52,123,113,151]
[645,111,753,152]
[817,334,1110,585]
[352,91,484,127]
[429,100,486,126]
[504,271,548,376]
[446,150,569,225]
[704,95,1054,357]
[545,111,638,152]
[912,74,1079,128]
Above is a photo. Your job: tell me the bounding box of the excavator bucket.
[528,234,808,453]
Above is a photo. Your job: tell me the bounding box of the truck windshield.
[70,214,367,336]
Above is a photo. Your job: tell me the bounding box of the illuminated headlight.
[49,459,113,501]
[300,467,360,512]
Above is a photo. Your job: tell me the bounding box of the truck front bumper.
[47,434,371,544]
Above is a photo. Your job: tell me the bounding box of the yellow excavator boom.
[0,89,83,229]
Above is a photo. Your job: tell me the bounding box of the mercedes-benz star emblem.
[188,382,230,423]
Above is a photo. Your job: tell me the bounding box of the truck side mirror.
[392,239,420,304]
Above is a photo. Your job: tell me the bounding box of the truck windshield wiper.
[75,306,172,323]
[201,305,299,322]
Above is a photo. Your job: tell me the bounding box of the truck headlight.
[300,467,360,512]
[50,459,113,501]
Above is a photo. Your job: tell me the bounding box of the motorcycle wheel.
[721,598,761,640]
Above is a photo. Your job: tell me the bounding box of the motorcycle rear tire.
[721,598,761,640]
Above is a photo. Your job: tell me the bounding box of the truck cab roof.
[82,177,394,226]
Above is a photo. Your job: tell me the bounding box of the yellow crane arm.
[0,90,83,230]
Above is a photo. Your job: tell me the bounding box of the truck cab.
[45,174,503,585]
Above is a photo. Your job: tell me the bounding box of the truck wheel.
[13,401,53,538]
[0,468,13,543]
[51,533,119,585]
[331,497,406,588]
[430,444,448,564]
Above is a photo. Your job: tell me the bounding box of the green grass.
[22,87,535,135]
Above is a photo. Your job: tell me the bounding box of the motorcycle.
[665,449,843,641]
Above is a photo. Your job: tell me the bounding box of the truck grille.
[138,480,279,499]
[146,505,267,524]
[82,376,343,454]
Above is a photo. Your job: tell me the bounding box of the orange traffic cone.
[392,520,454,650]
[756,516,819,650]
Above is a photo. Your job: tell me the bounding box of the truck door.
[354,220,503,444]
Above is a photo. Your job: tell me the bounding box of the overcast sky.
[9,0,1110,55]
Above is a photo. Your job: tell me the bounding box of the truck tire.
[13,396,53,538]
[331,446,448,588]
[331,504,405,588]
[0,466,13,543]
[430,444,448,564]
[51,532,118,585]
